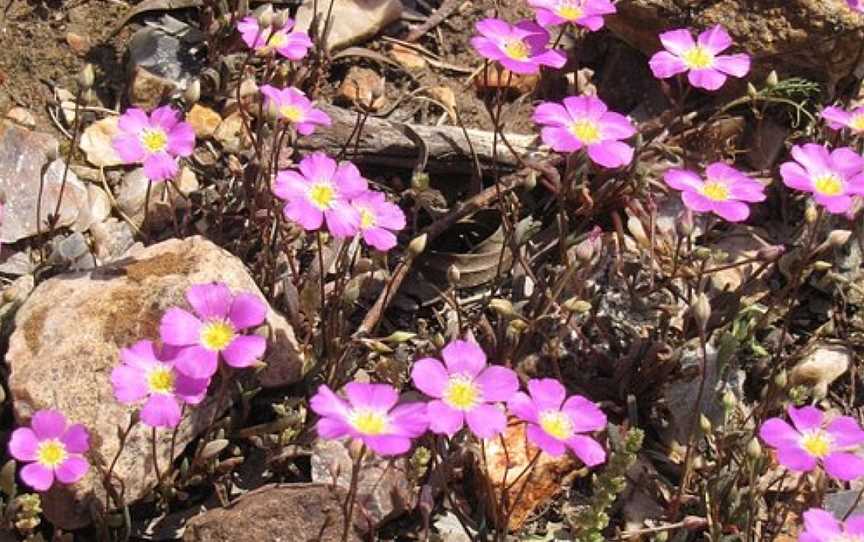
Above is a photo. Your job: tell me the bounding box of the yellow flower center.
[140,129,168,153]
[569,120,601,144]
[308,182,335,210]
[349,409,389,435]
[800,430,832,458]
[539,410,574,440]
[681,46,715,70]
[557,3,583,20]
[813,173,844,196]
[443,375,481,411]
[147,366,176,394]
[267,31,287,48]
[701,180,730,201]
[850,114,864,132]
[504,40,530,60]
[200,320,235,351]
[359,208,376,229]
[280,105,304,123]
[37,439,68,468]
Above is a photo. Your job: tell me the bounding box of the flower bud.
[805,205,819,224]
[757,244,785,261]
[574,237,594,263]
[722,390,737,411]
[382,331,415,343]
[447,264,461,285]
[826,229,852,248]
[489,298,516,319]
[407,234,427,257]
[254,3,274,28]
[691,293,711,332]
[693,247,712,260]
[273,9,290,29]
[563,297,591,313]
[521,171,537,190]
[77,63,95,90]
[240,77,259,100]
[746,438,762,459]
[747,82,758,97]
[184,79,201,105]
[765,70,779,89]
[812,260,832,272]
[773,369,788,389]
[676,208,694,238]
[699,414,712,434]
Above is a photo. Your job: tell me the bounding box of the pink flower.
[663,163,766,222]
[507,378,606,465]
[799,508,864,542]
[111,340,210,428]
[759,405,864,481]
[236,16,312,60]
[648,25,750,91]
[350,191,406,252]
[410,340,519,439]
[527,0,616,30]
[260,85,331,135]
[8,410,90,492]
[159,283,267,380]
[310,382,428,456]
[822,105,864,134]
[470,18,566,74]
[849,0,864,13]
[533,95,636,168]
[112,106,195,182]
[273,152,368,237]
[779,144,864,214]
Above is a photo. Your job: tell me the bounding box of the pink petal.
[228,293,266,330]
[780,162,815,192]
[658,28,696,55]
[345,382,399,411]
[791,144,831,174]
[441,340,487,377]
[474,366,519,402]
[826,416,864,447]
[333,162,368,198]
[284,198,325,231]
[681,190,715,213]
[475,18,515,40]
[410,357,450,398]
[362,227,397,251]
[696,25,732,54]
[711,200,750,222]
[149,106,180,132]
[471,37,506,62]
[143,152,179,182]
[598,112,636,140]
[373,200,406,230]
[118,108,151,135]
[759,418,800,448]
[562,95,607,121]
[788,405,824,432]
[579,15,605,31]
[389,402,429,437]
[317,416,352,439]
[167,122,196,157]
[120,340,159,370]
[533,102,572,127]
[324,201,360,238]
[823,452,864,481]
[533,8,564,27]
[846,516,864,535]
[541,126,583,153]
[310,385,351,420]
[821,106,854,130]
[507,391,539,423]
[55,455,89,485]
[299,152,337,183]
[272,170,309,200]
[649,51,688,79]
[565,434,606,466]
[173,345,219,380]
[111,364,148,404]
[802,508,843,539]
[587,140,634,168]
[664,169,704,192]
[21,463,54,491]
[160,308,203,346]
[498,56,540,75]
[112,134,146,163]
[173,373,210,405]
[465,403,507,439]
[31,410,66,439]
[562,395,607,433]
[815,193,853,214]
[533,49,567,70]
[187,283,233,320]
[777,446,818,471]
[362,435,412,456]
[526,424,566,456]
[687,68,727,91]
[712,54,750,78]
[426,399,465,436]
[9,428,39,461]
[222,335,266,368]
[140,394,182,428]
[830,146,864,175]
[527,378,566,410]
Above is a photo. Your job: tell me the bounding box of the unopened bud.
[432,333,446,349]
[264,99,281,122]
[747,82,758,97]
[411,172,430,191]
[812,260,833,272]
[691,293,711,331]
[240,77,259,99]
[521,171,537,190]
[574,237,594,263]
[184,79,201,105]
[382,331,415,343]
[722,390,737,411]
[676,208,694,238]
[827,229,852,248]
[746,438,762,459]
[699,414,712,434]
[407,234,427,257]
[757,244,785,261]
[235,0,249,17]
[805,205,819,224]
[254,3,274,28]
[765,70,779,89]
[489,298,516,319]
[693,247,712,260]
[273,9,290,29]
[563,297,591,313]
[77,63,95,90]
[447,265,461,285]
[773,369,788,389]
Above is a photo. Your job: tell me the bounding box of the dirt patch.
[125,250,195,282]
[99,284,162,345]
[22,303,49,354]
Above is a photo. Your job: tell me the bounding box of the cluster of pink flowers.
[237,15,312,60]
[273,152,406,251]
[311,340,607,466]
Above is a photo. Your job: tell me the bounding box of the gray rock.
[127,16,204,89]
[295,0,402,51]
[0,122,89,242]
